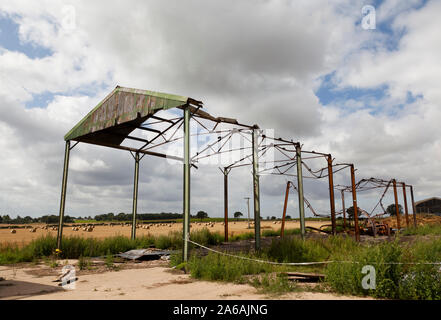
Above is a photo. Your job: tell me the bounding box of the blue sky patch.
[0,14,53,59]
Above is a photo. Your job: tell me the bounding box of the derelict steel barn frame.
[56,86,267,261]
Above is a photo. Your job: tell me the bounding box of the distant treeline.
[0,212,185,224]
[0,215,75,224]
[94,212,184,221]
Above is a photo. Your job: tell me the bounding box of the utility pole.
[244,197,251,229]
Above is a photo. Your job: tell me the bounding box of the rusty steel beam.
[341,190,347,231]
[281,181,290,238]
[76,139,184,162]
[402,182,410,228]
[410,185,417,228]
[392,179,401,230]
[350,164,360,242]
[327,154,336,235]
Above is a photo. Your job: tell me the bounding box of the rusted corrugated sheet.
[64,86,191,141]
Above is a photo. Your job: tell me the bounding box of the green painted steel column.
[252,127,261,251]
[296,145,306,239]
[131,152,140,240]
[223,168,229,242]
[182,106,191,261]
[57,140,71,250]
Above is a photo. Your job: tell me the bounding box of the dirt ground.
[0,220,330,245]
[0,259,371,300]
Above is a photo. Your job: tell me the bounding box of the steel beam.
[402,182,410,228]
[341,190,347,230]
[327,154,336,235]
[410,185,417,228]
[296,145,306,239]
[131,152,140,240]
[281,181,290,238]
[182,106,191,261]
[350,164,360,242]
[223,168,229,242]
[252,127,261,251]
[57,141,71,250]
[392,179,401,230]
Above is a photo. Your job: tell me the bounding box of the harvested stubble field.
[379,213,441,229]
[0,220,328,246]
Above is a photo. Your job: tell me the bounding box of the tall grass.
[401,224,441,236]
[325,238,441,299]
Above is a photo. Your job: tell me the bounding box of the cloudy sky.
[0,0,440,219]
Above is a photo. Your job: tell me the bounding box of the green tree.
[386,204,403,216]
[234,211,243,220]
[196,211,208,221]
[286,215,292,220]
[346,206,362,220]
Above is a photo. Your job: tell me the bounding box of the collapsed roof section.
[64,86,202,145]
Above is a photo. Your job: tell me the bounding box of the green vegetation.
[401,223,441,235]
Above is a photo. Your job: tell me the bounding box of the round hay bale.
[10,229,16,234]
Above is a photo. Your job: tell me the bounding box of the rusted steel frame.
[139,121,185,152]
[131,152,140,240]
[226,153,254,170]
[191,131,233,160]
[392,179,401,230]
[327,155,337,235]
[350,164,360,242]
[57,140,71,250]
[191,114,211,132]
[217,132,234,152]
[341,190,347,230]
[281,181,291,238]
[137,126,162,134]
[140,117,184,150]
[410,185,417,227]
[77,139,185,162]
[273,144,296,160]
[149,115,178,124]
[300,150,329,157]
[193,146,250,163]
[118,134,150,144]
[401,182,410,228]
[252,127,261,250]
[191,114,255,130]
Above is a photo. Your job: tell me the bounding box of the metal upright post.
[252,127,261,251]
[182,106,191,262]
[341,190,347,230]
[244,197,251,229]
[402,182,410,228]
[57,140,71,250]
[327,154,336,235]
[410,185,417,228]
[392,179,401,230]
[131,152,140,240]
[350,164,360,242]
[296,145,306,239]
[281,181,290,238]
[223,168,229,242]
